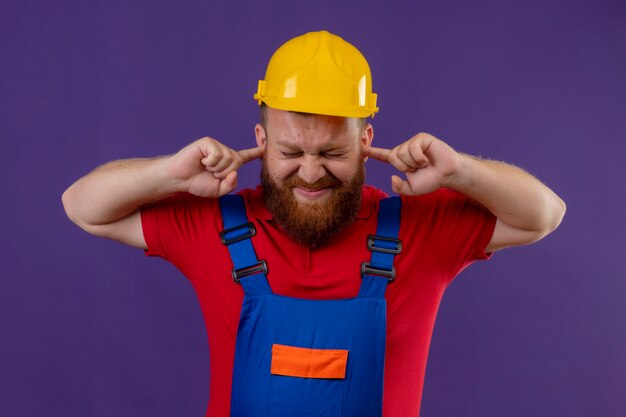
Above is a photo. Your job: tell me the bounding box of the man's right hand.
[168,137,263,197]
[62,136,263,249]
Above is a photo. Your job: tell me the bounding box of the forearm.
[62,156,180,229]
[446,155,566,235]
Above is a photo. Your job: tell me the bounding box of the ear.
[255,123,267,151]
[361,123,374,147]
[361,123,374,161]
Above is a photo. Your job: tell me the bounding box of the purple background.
[1,0,625,416]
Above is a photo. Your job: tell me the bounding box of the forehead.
[265,108,361,149]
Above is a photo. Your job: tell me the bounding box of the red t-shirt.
[141,185,496,417]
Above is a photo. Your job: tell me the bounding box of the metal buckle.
[232,260,268,284]
[360,262,395,282]
[367,235,402,254]
[220,222,256,245]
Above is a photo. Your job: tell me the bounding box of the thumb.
[217,171,238,196]
[391,175,413,196]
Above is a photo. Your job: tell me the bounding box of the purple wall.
[1,0,624,416]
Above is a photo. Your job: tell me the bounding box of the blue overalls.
[219,195,402,417]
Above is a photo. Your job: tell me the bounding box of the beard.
[261,159,365,247]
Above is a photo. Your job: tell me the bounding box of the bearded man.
[62,31,565,417]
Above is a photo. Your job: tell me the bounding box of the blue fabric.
[368,197,402,272]
[359,197,401,298]
[219,195,401,417]
[231,290,387,417]
[219,194,270,294]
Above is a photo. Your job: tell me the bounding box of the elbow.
[61,187,78,225]
[526,195,567,242]
[488,195,566,251]
[61,186,92,232]
[533,195,566,242]
[547,196,566,233]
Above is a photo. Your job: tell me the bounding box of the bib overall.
[219,195,402,417]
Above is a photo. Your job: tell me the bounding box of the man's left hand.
[363,132,462,196]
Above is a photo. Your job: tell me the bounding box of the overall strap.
[358,197,402,299]
[219,195,271,295]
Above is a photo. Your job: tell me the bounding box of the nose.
[298,155,326,185]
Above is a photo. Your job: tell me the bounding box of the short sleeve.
[401,188,496,286]
[140,193,222,275]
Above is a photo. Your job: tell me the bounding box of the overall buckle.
[220,222,256,245]
[367,235,402,254]
[360,262,396,282]
[232,260,268,284]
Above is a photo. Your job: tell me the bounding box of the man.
[62,31,565,416]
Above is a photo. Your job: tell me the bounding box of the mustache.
[286,173,341,190]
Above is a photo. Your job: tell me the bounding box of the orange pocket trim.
[271,344,349,379]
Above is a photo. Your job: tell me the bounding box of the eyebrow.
[274,140,302,151]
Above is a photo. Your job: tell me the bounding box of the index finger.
[238,147,264,163]
[363,145,391,163]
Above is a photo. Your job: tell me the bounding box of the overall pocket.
[268,344,348,417]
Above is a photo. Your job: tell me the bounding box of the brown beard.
[261,159,364,247]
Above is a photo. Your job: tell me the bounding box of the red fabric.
[141,185,496,417]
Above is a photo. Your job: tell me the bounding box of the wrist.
[441,152,472,190]
[146,156,189,195]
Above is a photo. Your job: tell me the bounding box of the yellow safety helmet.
[254,30,379,118]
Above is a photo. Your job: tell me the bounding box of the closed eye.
[322,152,347,159]
[280,151,302,158]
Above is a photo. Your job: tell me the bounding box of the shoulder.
[237,186,272,220]
[140,193,223,240]
[358,186,472,218]
[397,188,494,239]
[361,185,388,202]
[355,185,388,219]
[400,188,482,211]
[143,192,224,219]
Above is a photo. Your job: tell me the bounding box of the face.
[255,107,373,246]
